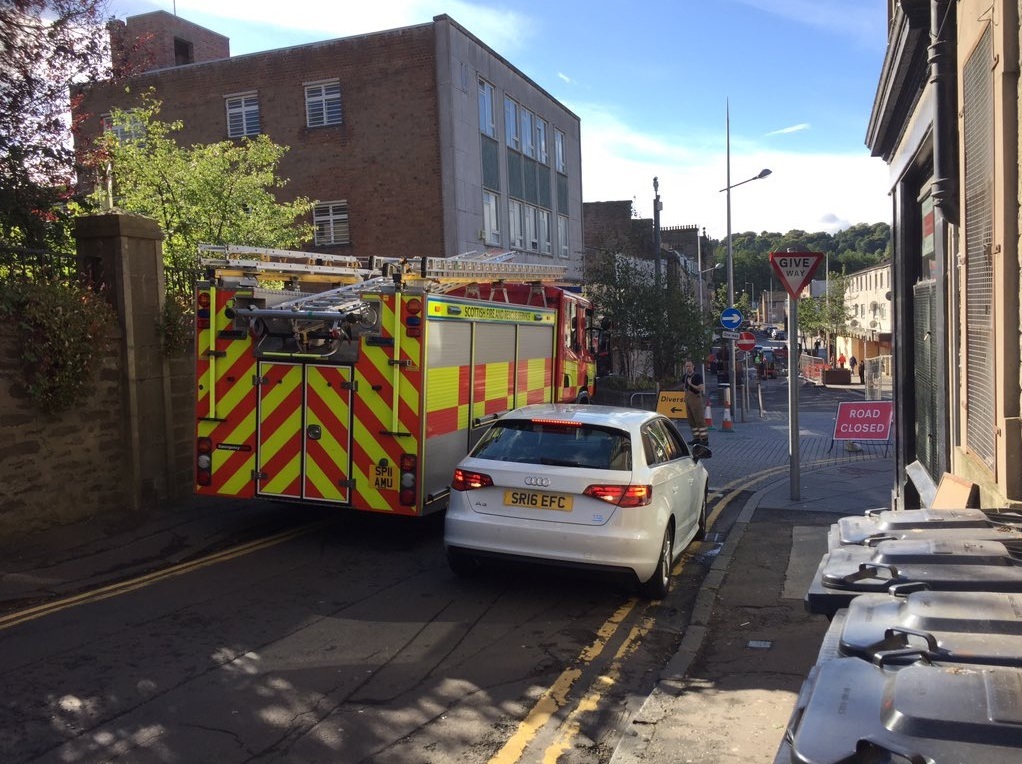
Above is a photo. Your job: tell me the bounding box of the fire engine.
[194,245,596,516]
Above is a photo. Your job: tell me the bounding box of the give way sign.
[769,251,825,298]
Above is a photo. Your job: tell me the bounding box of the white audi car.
[443,404,711,598]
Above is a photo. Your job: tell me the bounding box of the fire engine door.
[256,362,352,503]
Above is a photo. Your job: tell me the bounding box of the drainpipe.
[929,0,958,224]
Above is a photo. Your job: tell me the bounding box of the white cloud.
[577,106,890,239]
[766,123,811,136]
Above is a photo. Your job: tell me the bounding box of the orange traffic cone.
[721,406,734,432]
[705,401,715,430]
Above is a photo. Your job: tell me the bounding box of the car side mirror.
[691,444,712,460]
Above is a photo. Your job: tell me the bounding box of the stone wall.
[0,213,196,534]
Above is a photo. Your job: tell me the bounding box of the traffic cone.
[705,401,715,430]
[721,406,734,432]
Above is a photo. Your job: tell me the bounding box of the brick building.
[74,12,584,278]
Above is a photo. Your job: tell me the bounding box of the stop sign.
[736,331,756,352]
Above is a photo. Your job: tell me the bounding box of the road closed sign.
[833,401,893,441]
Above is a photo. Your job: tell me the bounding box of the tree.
[584,250,708,384]
[0,0,112,249]
[86,95,313,279]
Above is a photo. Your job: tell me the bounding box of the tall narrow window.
[226,93,260,137]
[520,107,535,158]
[306,80,342,127]
[314,201,350,245]
[557,214,569,258]
[538,209,551,254]
[523,204,538,251]
[536,118,548,165]
[505,96,520,150]
[508,200,524,249]
[478,79,495,137]
[483,191,500,245]
[554,129,566,173]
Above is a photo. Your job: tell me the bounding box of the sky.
[106,0,892,241]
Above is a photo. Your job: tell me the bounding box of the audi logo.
[524,476,551,487]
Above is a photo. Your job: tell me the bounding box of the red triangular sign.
[769,251,825,298]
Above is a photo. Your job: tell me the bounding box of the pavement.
[0,375,894,763]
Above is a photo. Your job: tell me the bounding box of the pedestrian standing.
[838,352,847,368]
[681,359,708,447]
[849,355,858,376]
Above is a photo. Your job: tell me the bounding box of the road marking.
[0,523,325,632]
[487,598,638,764]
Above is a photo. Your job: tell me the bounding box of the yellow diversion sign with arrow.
[656,391,688,419]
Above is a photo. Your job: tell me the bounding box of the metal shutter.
[962,26,996,468]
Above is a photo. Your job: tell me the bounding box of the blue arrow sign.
[720,307,743,330]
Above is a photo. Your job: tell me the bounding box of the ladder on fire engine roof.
[199,243,370,283]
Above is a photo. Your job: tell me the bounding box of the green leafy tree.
[85,95,313,278]
[584,250,708,384]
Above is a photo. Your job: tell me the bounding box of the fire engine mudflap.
[194,245,594,517]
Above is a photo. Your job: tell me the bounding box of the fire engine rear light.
[196,437,213,486]
[452,468,493,491]
[406,298,422,315]
[197,292,211,330]
[399,453,417,506]
[583,484,652,507]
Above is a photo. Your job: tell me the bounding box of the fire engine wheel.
[447,547,480,578]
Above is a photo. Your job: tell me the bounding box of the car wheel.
[638,525,673,600]
[694,485,708,541]
[447,547,479,578]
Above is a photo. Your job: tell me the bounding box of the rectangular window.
[538,209,551,254]
[554,129,566,173]
[478,79,495,138]
[305,80,342,127]
[520,107,535,158]
[504,96,520,150]
[225,93,260,137]
[102,111,144,143]
[536,118,548,165]
[524,204,538,251]
[483,191,500,245]
[508,199,524,249]
[557,214,569,258]
[313,201,350,245]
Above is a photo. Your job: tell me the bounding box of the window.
[174,37,193,66]
[226,93,260,137]
[523,204,538,251]
[305,80,342,127]
[504,96,520,150]
[478,79,495,137]
[538,209,551,254]
[102,111,144,143]
[508,199,524,249]
[520,107,535,158]
[557,214,569,258]
[313,201,350,245]
[554,128,566,173]
[483,191,500,245]
[536,118,548,165]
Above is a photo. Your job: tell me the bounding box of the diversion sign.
[833,401,894,441]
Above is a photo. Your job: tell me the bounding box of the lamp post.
[720,106,771,423]
[653,177,662,287]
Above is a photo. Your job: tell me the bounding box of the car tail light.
[399,453,417,506]
[583,484,652,507]
[196,437,213,486]
[452,468,493,491]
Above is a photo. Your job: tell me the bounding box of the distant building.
[74,11,584,277]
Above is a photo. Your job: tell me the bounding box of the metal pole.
[789,293,800,500]
[653,177,662,288]
[725,107,736,425]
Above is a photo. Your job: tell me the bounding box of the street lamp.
[699,263,723,310]
[720,106,771,423]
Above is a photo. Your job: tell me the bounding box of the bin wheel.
[638,525,673,600]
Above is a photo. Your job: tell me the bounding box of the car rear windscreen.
[471,420,632,470]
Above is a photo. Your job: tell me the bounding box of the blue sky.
[108,0,891,240]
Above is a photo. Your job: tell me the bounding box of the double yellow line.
[0,523,321,632]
